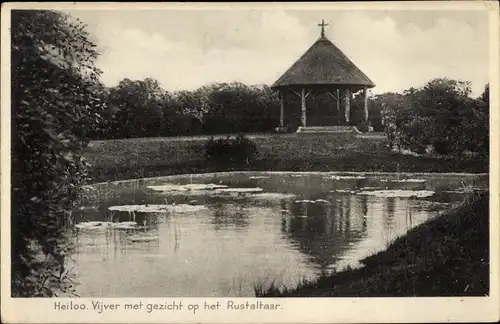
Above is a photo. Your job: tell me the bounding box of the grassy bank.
[256,193,489,297]
[83,134,488,183]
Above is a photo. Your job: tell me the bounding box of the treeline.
[91,79,387,139]
[91,76,489,153]
[90,79,281,139]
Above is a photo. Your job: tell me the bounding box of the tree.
[166,89,204,136]
[480,84,489,103]
[11,10,105,296]
[107,78,166,138]
[202,82,279,134]
[401,78,475,155]
[466,84,489,158]
[379,78,488,158]
[375,92,407,149]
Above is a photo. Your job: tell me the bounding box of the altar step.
[296,126,358,134]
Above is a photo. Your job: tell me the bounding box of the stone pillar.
[342,88,351,123]
[301,88,307,127]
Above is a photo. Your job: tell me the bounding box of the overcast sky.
[65,8,490,97]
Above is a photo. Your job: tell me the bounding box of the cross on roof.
[318,19,329,37]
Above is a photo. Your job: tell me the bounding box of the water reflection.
[210,202,250,230]
[385,197,396,233]
[281,196,367,272]
[74,210,162,260]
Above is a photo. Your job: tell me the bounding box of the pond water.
[69,171,488,297]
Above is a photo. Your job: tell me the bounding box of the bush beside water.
[205,134,258,166]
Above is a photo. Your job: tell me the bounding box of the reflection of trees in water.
[210,202,250,230]
[74,227,162,264]
[360,195,369,230]
[385,197,396,229]
[379,197,397,246]
[281,195,367,272]
[74,212,162,259]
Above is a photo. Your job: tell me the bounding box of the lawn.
[83,133,488,184]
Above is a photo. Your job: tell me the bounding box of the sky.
[65,7,490,97]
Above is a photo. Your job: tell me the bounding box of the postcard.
[1,1,499,323]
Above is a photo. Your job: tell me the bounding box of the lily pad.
[147,183,228,192]
[295,199,315,204]
[252,193,296,200]
[214,188,264,194]
[356,190,435,198]
[325,175,366,180]
[314,199,331,204]
[331,189,357,194]
[75,221,112,230]
[112,221,139,229]
[108,204,207,213]
[380,179,426,183]
[127,234,159,243]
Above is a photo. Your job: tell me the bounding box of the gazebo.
[271,20,375,132]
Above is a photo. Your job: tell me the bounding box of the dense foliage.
[94,81,382,138]
[91,81,280,139]
[378,79,489,158]
[11,10,105,296]
[204,134,259,166]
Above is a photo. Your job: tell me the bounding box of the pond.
[69,171,488,297]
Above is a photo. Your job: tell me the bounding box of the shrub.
[400,116,437,154]
[356,121,369,133]
[204,134,258,166]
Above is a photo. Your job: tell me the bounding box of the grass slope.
[83,134,488,183]
[256,193,489,297]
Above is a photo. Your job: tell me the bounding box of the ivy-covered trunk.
[11,10,105,297]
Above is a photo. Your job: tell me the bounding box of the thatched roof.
[272,36,375,89]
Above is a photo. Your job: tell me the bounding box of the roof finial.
[318,19,329,37]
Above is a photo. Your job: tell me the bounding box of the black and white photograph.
[1,2,499,323]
